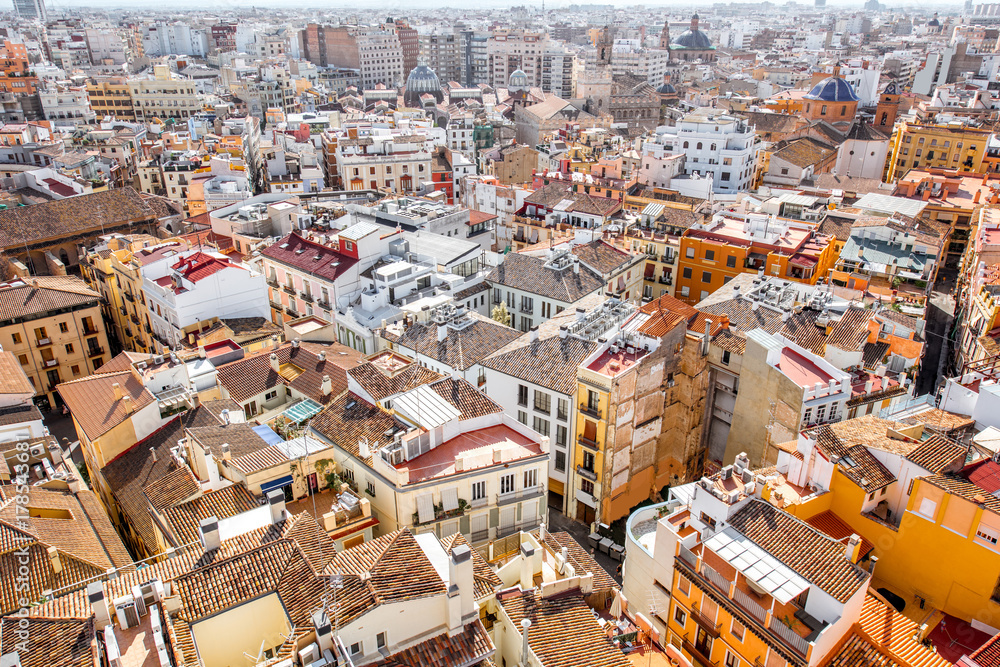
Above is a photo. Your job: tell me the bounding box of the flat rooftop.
[776,348,835,389]
[587,347,647,377]
[398,424,543,484]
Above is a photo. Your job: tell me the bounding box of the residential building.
[675,213,838,305]
[337,132,432,194]
[12,0,45,20]
[487,30,575,98]
[514,97,612,147]
[129,65,203,123]
[655,108,762,194]
[835,214,945,297]
[310,369,550,544]
[1,277,111,409]
[85,78,135,121]
[887,120,992,182]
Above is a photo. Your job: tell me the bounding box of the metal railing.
[34,337,52,347]
[679,545,698,568]
[577,434,599,451]
[580,403,602,419]
[733,587,768,624]
[576,465,597,481]
[87,346,105,358]
[496,486,544,505]
[701,563,731,594]
[768,616,810,656]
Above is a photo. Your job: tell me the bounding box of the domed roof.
[404,65,443,107]
[804,75,860,102]
[508,69,529,90]
[656,82,677,95]
[673,29,713,49]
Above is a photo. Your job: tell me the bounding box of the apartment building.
[655,109,762,194]
[487,30,574,98]
[0,276,111,409]
[337,132,432,194]
[86,78,135,120]
[675,213,838,305]
[310,367,550,544]
[420,28,464,85]
[129,65,202,122]
[887,120,992,182]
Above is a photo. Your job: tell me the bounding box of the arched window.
[711,144,717,151]
[696,142,703,150]
[683,141,689,149]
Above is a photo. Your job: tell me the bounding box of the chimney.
[221,442,231,461]
[864,379,874,393]
[701,319,712,355]
[539,521,546,542]
[559,325,568,339]
[520,543,535,590]
[149,447,158,462]
[199,516,221,550]
[573,257,580,274]
[87,582,112,628]
[122,395,133,414]
[975,189,982,204]
[493,447,503,464]
[267,488,286,524]
[575,308,586,322]
[271,334,279,349]
[520,618,532,667]
[447,544,474,635]
[111,382,122,400]
[529,325,539,343]
[312,611,334,654]
[319,350,326,361]
[437,323,449,342]
[270,352,279,372]
[47,545,62,574]
[846,534,862,563]
[922,188,931,201]
[322,374,333,396]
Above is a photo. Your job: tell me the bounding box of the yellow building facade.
[886,121,991,182]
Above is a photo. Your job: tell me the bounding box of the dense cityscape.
[0,1,998,666]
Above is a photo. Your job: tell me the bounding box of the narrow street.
[915,270,957,397]
[547,508,623,585]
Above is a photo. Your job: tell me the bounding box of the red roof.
[963,459,1000,494]
[261,232,358,282]
[171,251,235,283]
[42,178,77,198]
[468,210,498,226]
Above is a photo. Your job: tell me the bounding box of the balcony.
[130,313,140,325]
[471,528,490,543]
[47,380,61,392]
[87,346,105,358]
[519,304,533,314]
[496,486,544,506]
[266,278,279,288]
[661,254,675,263]
[285,305,299,317]
[317,299,331,310]
[681,636,715,667]
[282,284,296,295]
[577,434,600,451]
[82,325,99,336]
[42,358,58,368]
[576,465,597,481]
[659,276,673,285]
[34,337,52,348]
[691,603,722,637]
[123,291,135,303]
[270,299,283,310]
[579,403,602,419]
[300,291,314,303]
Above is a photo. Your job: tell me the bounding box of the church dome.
[403,65,443,107]
[804,75,860,102]
[656,82,677,95]
[508,69,529,92]
[673,28,713,49]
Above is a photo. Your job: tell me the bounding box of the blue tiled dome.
[673,28,713,49]
[656,82,677,95]
[404,65,443,107]
[804,75,860,102]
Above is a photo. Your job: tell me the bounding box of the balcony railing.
[768,616,810,656]
[300,291,314,303]
[659,276,673,285]
[678,545,698,568]
[681,637,714,666]
[82,326,99,336]
[87,346,105,358]
[691,603,722,637]
[317,299,330,310]
[519,304,533,314]
[471,528,490,543]
[496,486,544,506]
[34,337,52,347]
[576,465,598,481]
[270,299,283,310]
[266,278,279,288]
[580,403,602,419]
[282,284,296,295]
[42,358,58,368]
[123,291,135,303]
[577,434,599,451]
[733,587,768,624]
[469,495,489,509]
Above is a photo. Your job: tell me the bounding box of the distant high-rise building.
[12,0,45,21]
[815,0,827,8]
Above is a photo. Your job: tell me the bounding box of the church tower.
[659,19,670,51]
[579,25,614,112]
[873,80,900,130]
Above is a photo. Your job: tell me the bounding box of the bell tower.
[873,80,900,130]
[659,19,670,51]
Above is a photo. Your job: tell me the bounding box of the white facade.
[85,28,127,65]
[835,135,890,180]
[142,23,210,57]
[655,110,761,194]
[38,87,96,126]
[357,29,405,89]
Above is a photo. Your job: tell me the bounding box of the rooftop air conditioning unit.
[114,595,141,630]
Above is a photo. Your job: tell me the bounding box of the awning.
[417,493,435,524]
[260,475,294,494]
[252,424,283,446]
[442,487,459,512]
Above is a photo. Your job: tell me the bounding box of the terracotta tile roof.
[162,484,259,546]
[328,528,448,603]
[818,214,856,242]
[0,350,35,395]
[922,473,1000,515]
[0,487,132,615]
[0,617,97,667]
[699,296,829,356]
[186,421,273,463]
[0,187,153,250]
[441,532,502,600]
[95,351,154,374]
[101,416,188,551]
[839,592,952,667]
[772,137,837,169]
[971,632,1000,667]
[498,589,631,667]
[827,306,873,351]
[862,341,890,369]
[261,231,359,281]
[898,407,975,434]
[805,510,874,559]
[807,415,921,457]
[376,620,495,667]
[570,239,636,276]
[905,435,968,474]
[536,530,617,593]
[638,293,701,337]
[310,392,398,466]
[169,250,238,283]
[0,402,42,426]
[430,377,503,419]
[392,313,523,371]
[486,253,605,303]
[0,276,101,323]
[482,325,597,396]
[142,465,199,512]
[727,500,870,603]
[216,342,361,405]
[56,370,156,441]
[181,398,243,428]
[347,358,443,402]
[453,281,491,301]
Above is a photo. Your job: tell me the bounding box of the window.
[702,271,712,283]
[725,651,740,667]
[821,105,827,115]
[518,410,527,424]
[534,390,551,414]
[828,403,838,421]
[500,473,515,494]
[722,350,731,365]
[377,632,387,651]
[17,354,27,366]
[583,451,595,472]
[682,267,693,279]
[685,247,695,258]
[524,468,538,489]
[731,619,745,642]
[265,389,278,401]
[918,497,936,519]
[705,249,715,261]
[517,384,528,406]
[350,642,362,657]
[366,481,376,497]
[11,333,20,345]
[674,606,687,626]
[817,405,826,422]
[556,425,567,447]
[557,398,568,421]
[803,408,812,424]
[532,416,550,436]
[71,365,80,376]
[581,479,595,494]
[555,450,566,471]
[868,492,875,501]
[342,468,355,483]
[721,172,731,181]
[59,322,68,333]
[472,480,486,500]
[726,255,736,268]
[976,525,999,546]
[677,573,691,595]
